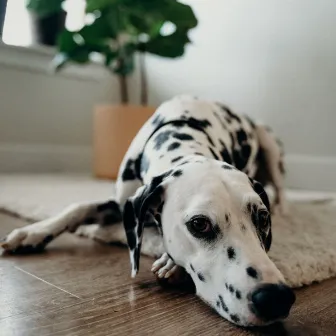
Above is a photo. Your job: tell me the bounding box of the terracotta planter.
[94,104,155,180]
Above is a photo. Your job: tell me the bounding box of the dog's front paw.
[0,223,54,254]
[151,252,178,279]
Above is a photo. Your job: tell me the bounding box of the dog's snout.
[251,284,296,321]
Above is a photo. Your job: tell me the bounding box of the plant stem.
[119,74,128,104]
[139,52,148,106]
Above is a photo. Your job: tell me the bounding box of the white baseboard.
[0,143,92,173]
[285,154,336,191]
[1,144,336,191]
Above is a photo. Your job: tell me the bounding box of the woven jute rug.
[0,174,335,288]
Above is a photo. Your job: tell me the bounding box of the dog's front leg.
[0,200,121,253]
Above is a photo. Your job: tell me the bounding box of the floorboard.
[0,213,335,336]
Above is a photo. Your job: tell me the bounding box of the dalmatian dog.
[1,95,295,327]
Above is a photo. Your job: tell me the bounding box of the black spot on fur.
[216,300,221,308]
[225,283,229,290]
[140,154,150,174]
[172,169,183,177]
[167,253,175,263]
[236,129,248,142]
[177,161,188,167]
[230,314,240,323]
[242,143,252,159]
[154,130,173,150]
[246,266,258,279]
[170,119,214,146]
[209,147,220,160]
[220,147,232,164]
[42,234,54,245]
[190,264,195,272]
[84,217,96,224]
[126,231,137,251]
[227,247,236,260]
[218,295,229,312]
[232,150,245,170]
[97,201,120,214]
[219,104,241,123]
[194,152,204,156]
[225,214,231,225]
[167,142,181,151]
[173,132,194,141]
[103,213,119,226]
[235,290,242,300]
[222,164,233,170]
[213,224,221,237]
[206,135,215,147]
[229,285,234,293]
[97,201,122,226]
[245,115,256,129]
[187,117,212,129]
[171,156,183,163]
[152,114,165,126]
[121,159,137,181]
[197,273,206,282]
[213,110,227,130]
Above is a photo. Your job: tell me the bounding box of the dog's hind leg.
[0,199,122,253]
[255,125,287,215]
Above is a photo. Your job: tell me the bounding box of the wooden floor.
[0,213,335,336]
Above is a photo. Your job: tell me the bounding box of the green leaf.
[144,29,191,58]
[105,50,118,66]
[86,0,119,13]
[163,1,198,29]
[57,30,78,54]
[52,0,198,77]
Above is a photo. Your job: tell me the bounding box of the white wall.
[145,0,336,155]
[137,0,336,190]
[0,43,137,173]
[1,0,336,190]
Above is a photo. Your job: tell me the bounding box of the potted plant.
[54,0,197,179]
[0,0,8,37]
[26,0,67,46]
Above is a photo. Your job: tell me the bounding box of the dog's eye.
[190,217,212,233]
[186,215,220,241]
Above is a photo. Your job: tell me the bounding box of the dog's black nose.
[251,283,296,321]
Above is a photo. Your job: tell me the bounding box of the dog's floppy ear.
[123,172,172,277]
[249,177,271,212]
[249,177,272,251]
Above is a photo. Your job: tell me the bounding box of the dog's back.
[121,95,261,184]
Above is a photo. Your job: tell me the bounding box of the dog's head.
[123,155,295,327]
